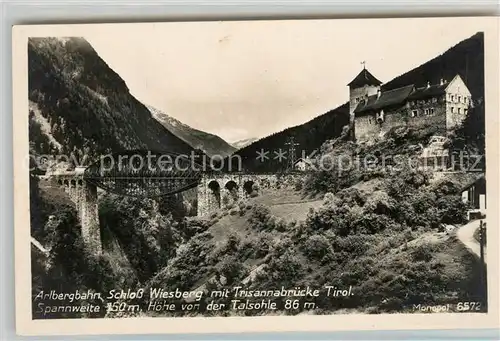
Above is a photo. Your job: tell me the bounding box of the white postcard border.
[12,17,500,336]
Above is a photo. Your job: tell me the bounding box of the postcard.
[12,17,499,335]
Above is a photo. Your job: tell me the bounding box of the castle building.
[348,67,472,142]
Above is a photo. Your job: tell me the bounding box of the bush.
[275,218,288,232]
[323,192,335,204]
[254,233,273,258]
[302,234,333,261]
[306,204,349,234]
[265,249,304,286]
[295,180,303,191]
[336,188,367,206]
[224,233,241,254]
[437,195,468,225]
[248,204,272,230]
[217,255,244,283]
[363,190,394,215]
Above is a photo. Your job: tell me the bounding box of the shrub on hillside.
[336,187,367,206]
[150,231,214,291]
[306,204,349,234]
[301,234,333,262]
[264,249,304,286]
[437,195,468,225]
[248,204,273,230]
[432,180,462,196]
[354,213,401,234]
[254,233,273,258]
[216,255,245,283]
[363,190,395,215]
[323,192,335,204]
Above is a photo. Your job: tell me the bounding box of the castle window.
[458,96,461,102]
[451,107,455,113]
[424,108,429,115]
[430,108,435,115]
[411,110,418,117]
[458,108,461,114]
[464,108,468,115]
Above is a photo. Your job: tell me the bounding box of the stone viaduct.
[45,168,305,253]
[197,172,304,217]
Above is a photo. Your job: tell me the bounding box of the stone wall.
[354,98,448,142]
[354,107,407,142]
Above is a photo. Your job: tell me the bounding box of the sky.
[81,18,487,143]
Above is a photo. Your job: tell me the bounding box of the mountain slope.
[28,37,193,163]
[233,32,484,172]
[382,32,484,99]
[147,105,236,157]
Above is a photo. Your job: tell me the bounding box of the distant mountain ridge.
[231,138,259,150]
[147,105,236,157]
[232,32,484,172]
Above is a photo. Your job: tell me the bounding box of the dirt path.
[456,220,486,262]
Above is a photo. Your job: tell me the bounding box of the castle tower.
[347,65,382,122]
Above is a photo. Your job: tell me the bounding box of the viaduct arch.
[196,173,303,217]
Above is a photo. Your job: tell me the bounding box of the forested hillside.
[28,37,193,164]
[383,32,484,99]
[234,32,484,172]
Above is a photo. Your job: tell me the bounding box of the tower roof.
[348,68,382,88]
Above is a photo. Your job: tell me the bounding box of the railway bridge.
[46,165,304,254]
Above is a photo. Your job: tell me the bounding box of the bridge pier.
[56,173,102,255]
[197,182,210,217]
[80,183,102,255]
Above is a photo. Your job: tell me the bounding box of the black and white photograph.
[12,17,499,334]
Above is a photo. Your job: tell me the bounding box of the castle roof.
[354,84,415,114]
[408,83,447,100]
[347,68,383,88]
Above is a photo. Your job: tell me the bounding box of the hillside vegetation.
[143,159,484,316]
